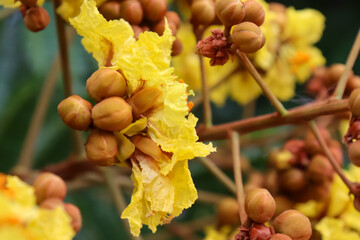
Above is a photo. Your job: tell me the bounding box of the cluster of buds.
[98,0,182,55]
[307,64,360,99]
[33,172,82,232]
[19,0,50,32]
[58,68,163,166]
[195,0,266,65]
[265,129,343,203]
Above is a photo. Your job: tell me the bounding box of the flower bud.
[85,129,118,166]
[231,22,265,53]
[120,0,143,25]
[24,6,50,32]
[279,168,306,192]
[329,140,343,166]
[171,38,183,56]
[245,188,276,223]
[64,203,82,233]
[243,0,265,26]
[92,97,133,131]
[152,19,177,35]
[40,197,64,209]
[57,95,93,131]
[86,68,127,102]
[348,140,360,166]
[217,197,240,226]
[98,1,121,20]
[127,87,163,118]
[270,234,292,240]
[302,181,330,201]
[33,172,67,203]
[141,0,167,22]
[274,196,293,217]
[20,0,37,7]
[249,224,272,240]
[272,210,312,240]
[304,129,330,155]
[326,63,354,86]
[349,88,360,117]
[264,170,279,194]
[191,0,216,26]
[132,25,144,39]
[215,0,245,27]
[166,11,181,29]
[307,154,333,183]
[347,75,360,91]
[131,135,164,161]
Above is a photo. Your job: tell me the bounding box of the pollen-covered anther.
[24,6,50,32]
[85,129,119,166]
[243,0,265,26]
[57,95,93,131]
[231,22,266,53]
[120,0,143,25]
[215,0,245,27]
[98,1,121,21]
[64,203,83,233]
[245,188,276,223]
[86,68,127,102]
[190,0,216,26]
[33,172,67,203]
[131,135,164,161]
[127,87,163,118]
[141,0,167,22]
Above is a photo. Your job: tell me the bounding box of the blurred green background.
[0,0,359,239]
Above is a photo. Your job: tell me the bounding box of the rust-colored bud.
[92,97,132,131]
[24,6,50,32]
[57,95,93,131]
[40,197,64,210]
[326,63,354,86]
[231,22,265,53]
[64,203,82,233]
[245,188,276,223]
[85,129,118,166]
[131,135,164,161]
[20,0,37,7]
[349,88,360,117]
[270,233,292,240]
[347,75,360,92]
[243,0,265,26]
[274,196,293,217]
[354,195,360,212]
[98,1,121,20]
[127,87,163,118]
[166,11,181,29]
[264,170,279,195]
[120,0,143,25]
[307,154,333,183]
[86,68,127,102]
[302,181,330,202]
[215,0,245,27]
[304,129,330,155]
[348,140,360,166]
[171,38,183,56]
[272,210,312,240]
[279,168,306,192]
[217,197,240,226]
[33,173,67,203]
[191,0,215,26]
[152,19,177,35]
[141,0,167,22]
[249,224,272,240]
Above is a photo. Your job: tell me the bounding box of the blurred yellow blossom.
[0,0,44,8]
[57,0,106,21]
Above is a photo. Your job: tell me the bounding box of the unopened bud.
[57,95,93,131]
[270,233,292,240]
[249,224,272,240]
[279,168,306,192]
[348,140,360,166]
[120,0,143,25]
[64,203,82,233]
[141,0,167,22]
[307,154,333,183]
[231,22,265,53]
[304,129,330,155]
[217,197,240,226]
[172,38,183,56]
[98,1,121,20]
[33,173,67,203]
[152,19,177,35]
[85,129,118,166]
[132,25,144,39]
[127,87,163,118]
[245,188,276,223]
[24,6,50,32]
[20,0,37,7]
[215,0,245,27]
[131,135,164,161]
[166,11,181,29]
[86,68,127,102]
[326,63,354,86]
[191,0,216,26]
[347,75,360,91]
[272,210,312,240]
[274,196,293,217]
[40,197,64,209]
[349,88,360,117]
[243,0,265,26]
[92,97,133,131]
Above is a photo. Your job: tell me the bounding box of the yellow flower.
[57,0,106,21]
[0,0,44,8]
[316,217,360,240]
[70,0,215,236]
[204,225,232,240]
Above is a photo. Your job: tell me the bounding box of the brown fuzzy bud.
[40,198,64,210]
[131,135,164,161]
[326,63,354,86]
[120,0,143,25]
[98,1,121,20]
[279,169,306,192]
[64,203,82,233]
[347,75,360,92]
[304,129,331,155]
[86,68,127,102]
[24,6,50,32]
[243,0,265,26]
[141,0,167,22]
[307,154,333,183]
[349,88,360,117]
[152,19,177,35]
[127,87,163,118]
[303,181,330,202]
[215,0,245,27]
[270,233,292,240]
[264,170,279,195]
[171,38,183,56]
[33,173,67,203]
[92,97,132,131]
[166,11,181,29]
[245,188,276,223]
[231,22,265,53]
[272,210,312,240]
[274,196,293,217]
[85,129,118,166]
[348,140,360,166]
[217,197,240,226]
[20,0,37,7]
[249,224,272,240]
[57,95,93,131]
[191,0,216,26]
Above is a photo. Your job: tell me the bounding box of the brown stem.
[235,50,288,116]
[230,131,247,225]
[333,29,360,99]
[198,98,348,141]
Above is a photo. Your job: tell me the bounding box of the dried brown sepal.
[231,22,266,53]
[24,6,50,32]
[249,224,273,240]
[215,0,245,27]
[33,172,67,203]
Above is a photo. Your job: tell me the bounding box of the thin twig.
[333,29,360,99]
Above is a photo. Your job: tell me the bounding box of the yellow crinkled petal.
[121,117,148,137]
[316,217,360,240]
[114,133,134,167]
[69,0,135,67]
[57,0,106,21]
[327,174,352,217]
[295,200,325,219]
[341,205,360,233]
[5,175,36,208]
